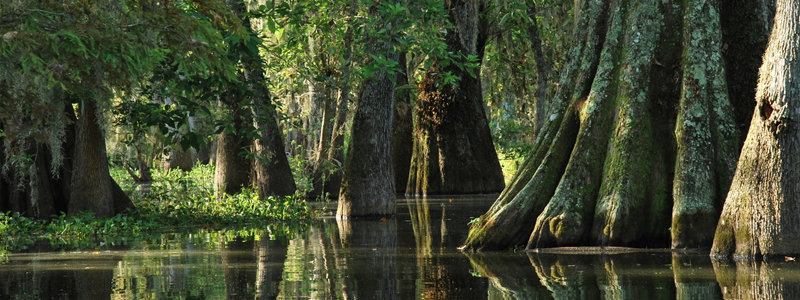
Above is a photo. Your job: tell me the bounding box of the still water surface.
[1,196,798,299]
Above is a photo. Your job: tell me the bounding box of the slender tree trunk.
[308,98,334,199]
[69,100,133,217]
[406,0,505,195]
[322,87,350,198]
[711,0,800,260]
[392,54,413,194]
[528,4,551,139]
[462,0,751,251]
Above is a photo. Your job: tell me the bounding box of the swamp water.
[1,196,799,299]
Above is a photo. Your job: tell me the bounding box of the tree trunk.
[392,54,413,194]
[406,0,505,196]
[711,0,800,260]
[322,87,350,198]
[69,100,133,217]
[336,65,397,218]
[226,0,296,199]
[462,0,756,251]
[214,116,253,197]
[528,4,551,139]
[336,2,398,219]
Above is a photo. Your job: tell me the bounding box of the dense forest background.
[4,0,800,259]
[0,0,569,215]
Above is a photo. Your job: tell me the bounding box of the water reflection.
[4,196,800,299]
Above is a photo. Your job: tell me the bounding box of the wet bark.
[711,0,800,260]
[69,100,133,217]
[406,0,505,196]
[336,3,397,219]
[462,0,750,251]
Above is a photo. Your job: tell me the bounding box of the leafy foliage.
[0,164,313,252]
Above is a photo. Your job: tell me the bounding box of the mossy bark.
[463,0,757,251]
[711,0,800,260]
[406,0,505,196]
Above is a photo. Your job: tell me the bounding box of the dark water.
[2,196,800,299]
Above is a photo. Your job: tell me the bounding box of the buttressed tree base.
[462,0,771,251]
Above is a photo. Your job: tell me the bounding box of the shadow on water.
[4,195,800,299]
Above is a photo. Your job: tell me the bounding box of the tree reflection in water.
[9,197,800,299]
[713,259,800,300]
[465,250,788,300]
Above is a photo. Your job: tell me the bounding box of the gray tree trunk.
[336,2,398,219]
[711,0,800,260]
[462,0,761,251]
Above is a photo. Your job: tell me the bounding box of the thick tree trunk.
[711,0,800,260]
[69,100,133,217]
[214,127,252,197]
[392,54,413,194]
[336,63,397,218]
[336,2,397,219]
[406,0,505,196]
[462,0,753,251]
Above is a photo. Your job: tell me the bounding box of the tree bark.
[336,69,397,218]
[336,3,397,219]
[406,0,505,196]
[711,0,800,260]
[69,100,133,217]
[528,4,551,139]
[462,0,751,251]
[222,0,296,199]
